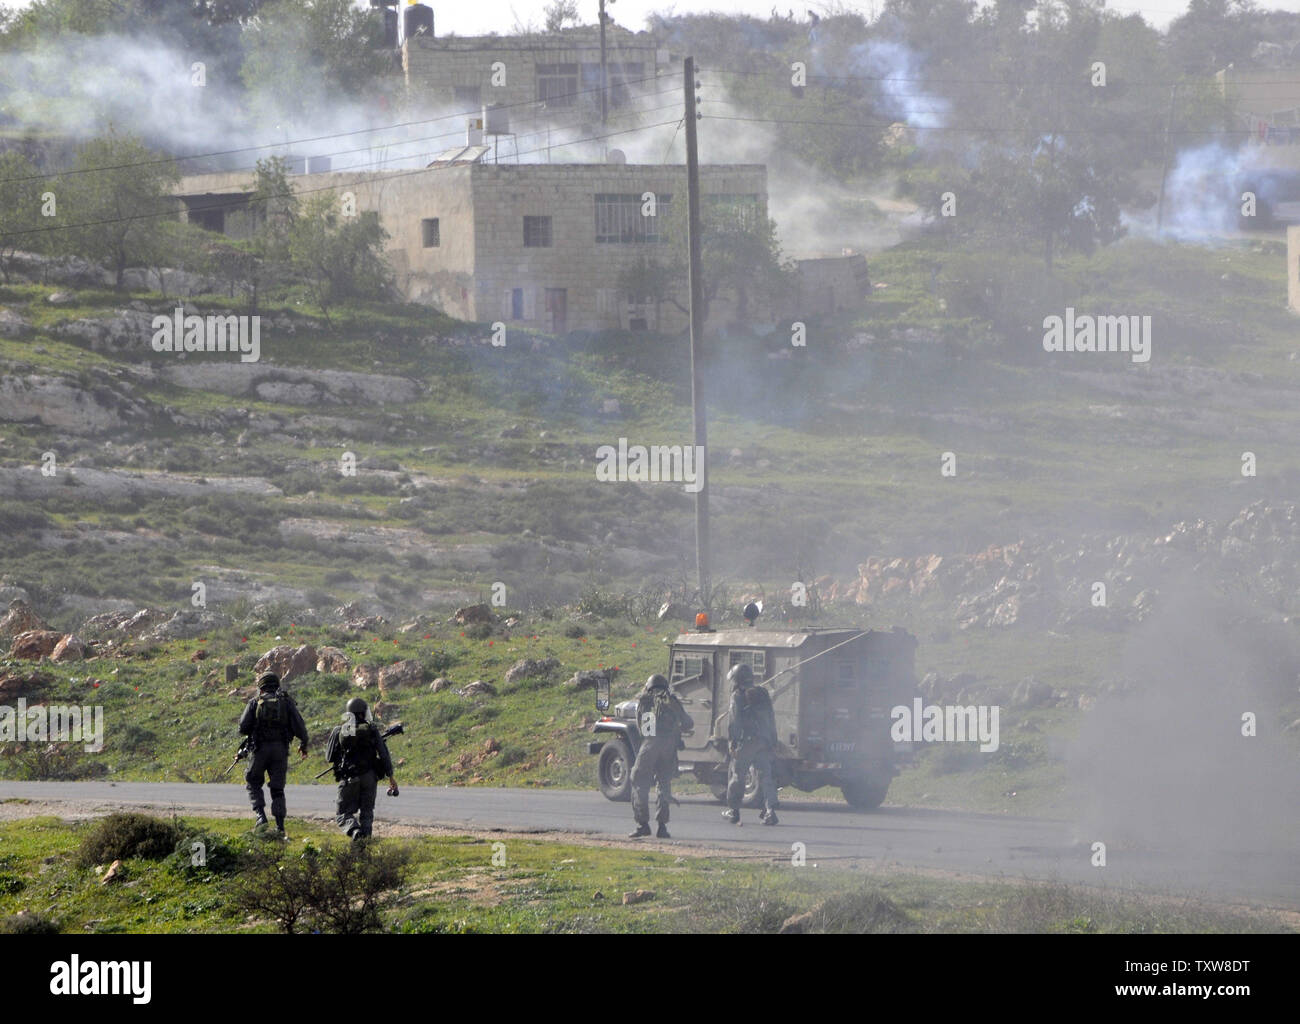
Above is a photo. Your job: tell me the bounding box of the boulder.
[565,668,611,691]
[50,634,87,663]
[254,643,317,682]
[351,664,378,690]
[0,308,32,339]
[315,646,351,674]
[0,599,49,641]
[429,677,454,693]
[0,671,52,702]
[458,680,496,697]
[504,657,561,685]
[377,659,425,694]
[452,604,493,626]
[9,629,63,660]
[621,890,655,905]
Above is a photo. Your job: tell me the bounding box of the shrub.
[232,840,410,934]
[0,912,59,935]
[164,832,246,879]
[77,813,182,866]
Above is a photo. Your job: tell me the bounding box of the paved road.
[1,781,1294,909]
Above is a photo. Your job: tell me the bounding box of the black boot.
[274,816,285,837]
[656,823,671,839]
[628,823,652,838]
[254,810,268,827]
[722,808,740,825]
[759,809,779,826]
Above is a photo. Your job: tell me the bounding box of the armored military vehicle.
[588,625,919,809]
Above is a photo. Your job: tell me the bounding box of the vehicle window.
[728,649,767,679]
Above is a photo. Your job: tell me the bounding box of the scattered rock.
[0,599,49,641]
[254,643,317,682]
[0,670,53,702]
[351,664,379,690]
[50,634,87,663]
[458,680,497,698]
[779,909,816,934]
[377,659,425,694]
[429,677,454,693]
[483,737,501,754]
[9,629,63,660]
[100,860,124,885]
[452,604,494,626]
[315,646,351,674]
[0,308,32,339]
[565,668,611,691]
[622,889,654,905]
[504,657,561,685]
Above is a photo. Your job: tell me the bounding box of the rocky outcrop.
[254,644,317,682]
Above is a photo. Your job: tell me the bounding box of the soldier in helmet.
[237,671,310,836]
[324,697,398,841]
[628,674,693,839]
[722,662,779,826]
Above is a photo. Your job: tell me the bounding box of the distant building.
[790,252,870,315]
[174,157,768,333]
[1216,64,1300,148]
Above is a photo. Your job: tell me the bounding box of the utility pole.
[684,56,710,604]
[598,0,611,128]
[1156,84,1178,232]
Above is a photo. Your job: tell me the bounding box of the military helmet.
[345,697,368,721]
[643,673,669,693]
[726,663,754,689]
[256,672,280,690]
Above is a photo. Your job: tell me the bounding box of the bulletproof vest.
[739,686,776,745]
[339,721,380,775]
[254,691,289,741]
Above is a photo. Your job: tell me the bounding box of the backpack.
[741,687,776,747]
[254,691,288,740]
[338,720,379,775]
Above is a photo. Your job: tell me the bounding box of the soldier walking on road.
[238,672,310,836]
[324,698,399,841]
[629,674,692,839]
[722,663,779,826]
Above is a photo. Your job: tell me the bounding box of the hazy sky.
[3,0,1298,36]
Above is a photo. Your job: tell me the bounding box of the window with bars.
[421,218,440,248]
[536,64,579,107]
[523,215,552,247]
[594,193,672,243]
[704,193,762,229]
[728,649,767,680]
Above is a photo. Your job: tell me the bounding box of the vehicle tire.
[840,776,890,810]
[597,736,633,802]
[742,765,767,809]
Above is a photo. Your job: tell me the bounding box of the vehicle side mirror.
[595,675,610,713]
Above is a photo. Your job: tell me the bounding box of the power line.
[0,70,680,184]
[5,117,686,241]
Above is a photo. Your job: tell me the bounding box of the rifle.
[314,722,405,780]
[220,737,252,780]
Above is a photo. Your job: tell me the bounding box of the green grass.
[0,815,1286,934]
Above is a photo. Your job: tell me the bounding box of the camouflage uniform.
[238,675,309,832]
[324,706,395,840]
[725,670,779,824]
[629,677,692,838]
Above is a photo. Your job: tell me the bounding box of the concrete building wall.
[401,27,668,130]
[1289,225,1300,313]
[175,160,769,333]
[465,163,767,333]
[793,253,870,316]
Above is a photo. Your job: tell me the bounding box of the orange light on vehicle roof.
[695,612,709,629]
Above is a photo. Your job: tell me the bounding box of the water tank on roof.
[404,2,433,40]
[483,103,509,136]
